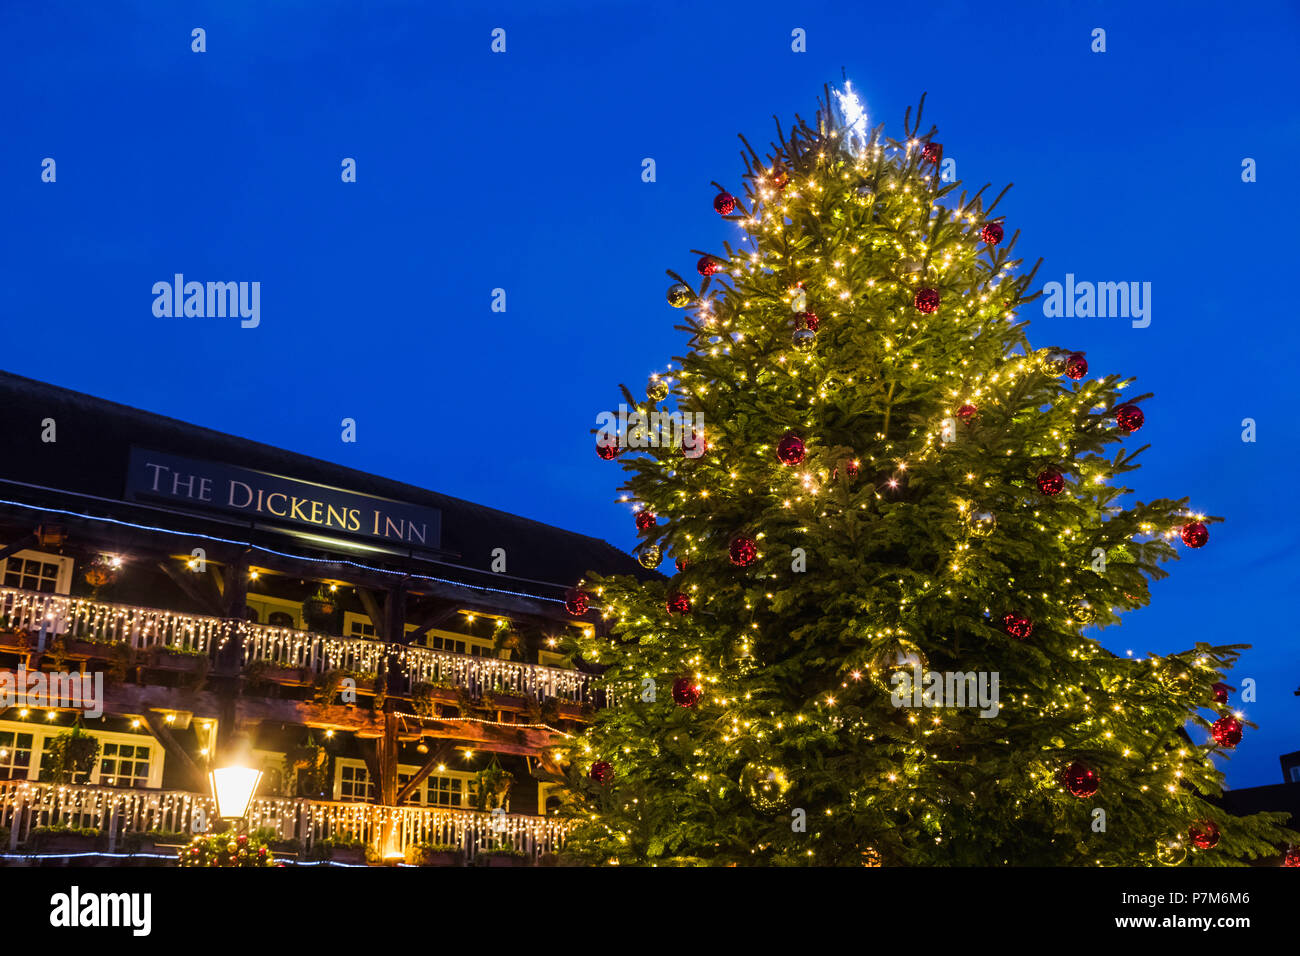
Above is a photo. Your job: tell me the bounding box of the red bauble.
[796,311,820,332]
[1065,353,1088,380]
[1036,468,1065,496]
[776,431,806,465]
[236,833,249,846]
[674,555,688,572]
[1188,821,1221,850]
[563,588,590,616]
[596,440,621,461]
[956,403,978,425]
[635,511,657,531]
[1284,846,1300,867]
[1063,761,1100,798]
[769,165,789,191]
[1211,681,1230,704]
[914,287,941,314]
[680,428,707,460]
[713,192,737,215]
[666,593,691,615]
[1115,404,1144,433]
[1001,611,1034,640]
[1211,715,1243,749]
[1181,521,1209,548]
[671,677,702,708]
[589,761,613,785]
[921,142,942,165]
[846,459,860,478]
[729,535,757,567]
[980,222,1004,245]
[697,255,722,276]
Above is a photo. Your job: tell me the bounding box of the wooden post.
[375,581,407,858]
[8,790,23,851]
[220,550,250,674]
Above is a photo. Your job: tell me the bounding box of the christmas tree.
[554,86,1298,866]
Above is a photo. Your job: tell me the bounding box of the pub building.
[0,370,646,865]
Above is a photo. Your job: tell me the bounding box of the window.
[344,613,377,639]
[336,761,374,802]
[1,550,73,594]
[0,731,34,780]
[428,633,467,654]
[424,628,497,658]
[425,773,467,808]
[538,650,571,670]
[538,782,564,816]
[246,594,304,630]
[1290,765,1300,784]
[97,741,152,788]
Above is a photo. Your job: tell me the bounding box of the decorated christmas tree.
[553,86,1298,866]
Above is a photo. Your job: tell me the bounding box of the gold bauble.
[1156,839,1187,867]
[1069,599,1095,624]
[666,283,692,308]
[646,378,670,403]
[1039,348,1070,376]
[965,509,996,539]
[740,762,791,812]
[638,546,662,569]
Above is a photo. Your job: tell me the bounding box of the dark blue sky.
[2,1,1297,788]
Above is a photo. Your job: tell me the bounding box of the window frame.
[0,549,74,595]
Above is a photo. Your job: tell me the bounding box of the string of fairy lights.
[0,780,569,856]
[0,585,597,705]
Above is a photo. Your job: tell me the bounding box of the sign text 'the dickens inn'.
[125,448,442,549]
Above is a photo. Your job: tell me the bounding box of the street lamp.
[209,730,262,827]
[210,765,261,823]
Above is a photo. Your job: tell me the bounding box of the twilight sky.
[2,0,1297,787]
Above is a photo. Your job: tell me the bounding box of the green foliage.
[281,733,330,799]
[40,726,100,784]
[557,90,1300,867]
[470,757,514,811]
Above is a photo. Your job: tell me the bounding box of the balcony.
[0,779,568,865]
[0,585,598,706]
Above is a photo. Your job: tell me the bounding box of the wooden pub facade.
[0,371,642,865]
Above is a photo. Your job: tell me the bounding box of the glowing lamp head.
[210,765,262,821]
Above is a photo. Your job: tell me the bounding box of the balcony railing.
[0,780,569,863]
[0,586,597,705]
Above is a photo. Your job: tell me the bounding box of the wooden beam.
[0,533,38,565]
[394,741,458,805]
[156,560,225,617]
[96,683,564,756]
[356,588,385,637]
[360,738,381,793]
[404,603,462,643]
[141,711,208,793]
[207,563,226,598]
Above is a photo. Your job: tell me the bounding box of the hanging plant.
[82,555,121,590]
[41,725,100,784]
[303,588,338,629]
[471,757,515,812]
